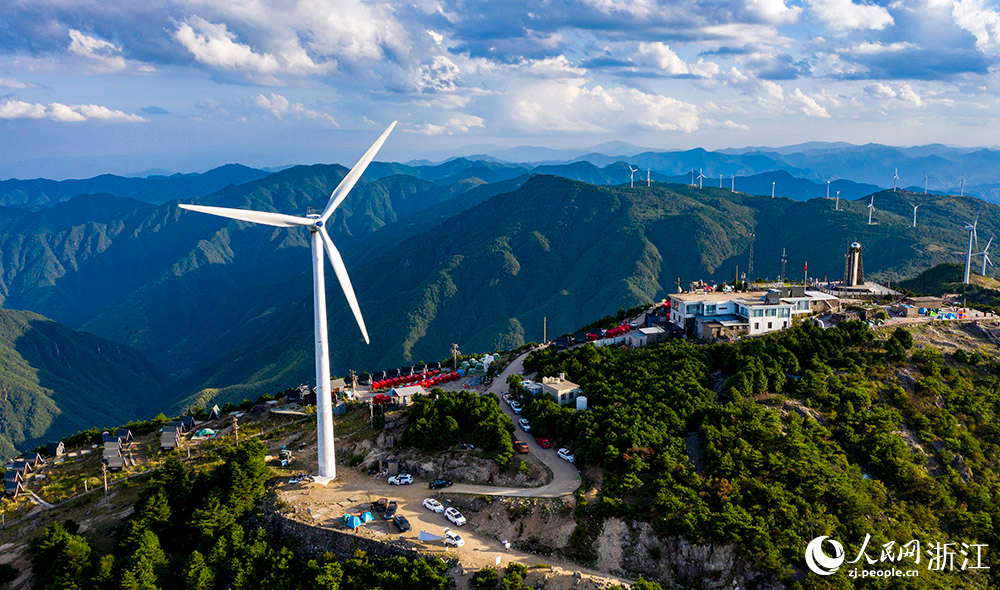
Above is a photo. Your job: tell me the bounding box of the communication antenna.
[748,232,755,277]
[780,248,787,283]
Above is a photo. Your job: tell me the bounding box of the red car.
[534,437,552,449]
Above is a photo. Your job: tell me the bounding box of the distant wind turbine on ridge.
[909,202,919,228]
[867,195,876,225]
[835,190,840,211]
[177,121,397,484]
[646,169,650,187]
[892,168,899,192]
[960,177,967,197]
[979,236,994,277]
[696,168,706,189]
[628,165,639,188]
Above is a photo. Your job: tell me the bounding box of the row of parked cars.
[503,393,575,463]
[372,496,411,532]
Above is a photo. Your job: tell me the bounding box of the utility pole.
[748,232,755,278]
[233,417,240,448]
[543,317,547,343]
[102,462,108,497]
[451,343,460,372]
[781,248,788,283]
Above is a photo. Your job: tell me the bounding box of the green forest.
[24,440,453,590]
[522,321,999,588]
[401,390,516,465]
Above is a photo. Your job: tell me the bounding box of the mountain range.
[1,145,999,459]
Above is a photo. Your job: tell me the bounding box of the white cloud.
[791,88,831,118]
[512,79,699,133]
[252,93,338,126]
[755,81,831,118]
[410,113,485,135]
[582,0,657,18]
[808,0,894,30]
[519,55,585,79]
[638,42,689,75]
[848,41,916,54]
[415,55,462,92]
[0,99,144,122]
[0,78,34,89]
[68,29,127,71]
[865,82,924,107]
[952,0,1000,53]
[748,0,802,24]
[175,17,281,74]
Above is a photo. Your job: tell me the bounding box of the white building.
[669,287,840,339]
[542,374,582,406]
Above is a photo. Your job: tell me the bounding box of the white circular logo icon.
[805,536,845,575]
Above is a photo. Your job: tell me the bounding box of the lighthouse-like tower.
[844,242,864,287]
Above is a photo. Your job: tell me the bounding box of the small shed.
[115,429,134,442]
[3,470,23,484]
[160,430,181,451]
[103,441,122,459]
[179,416,196,430]
[47,441,66,457]
[23,452,44,467]
[389,385,425,407]
[4,480,25,498]
[9,461,31,475]
[209,404,222,420]
[104,456,126,472]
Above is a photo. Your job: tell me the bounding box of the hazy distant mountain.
[0,307,164,461]
[0,164,270,209]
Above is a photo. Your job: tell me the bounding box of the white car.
[444,507,467,526]
[557,448,575,463]
[443,527,465,547]
[518,418,530,432]
[388,473,414,485]
[423,498,445,513]
[510,400,522,414]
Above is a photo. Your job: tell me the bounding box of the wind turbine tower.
[835,190,840,211]
[771,181,775,199]
[893,168,899,192]
[924,174,928,195]
[964,217,978,284]
[731,175,735,192]
[961,177,967,197]
[980,236,994,276]
[628,165,639,188]
[867,195,876,225]
[826,179,830,200]
[697,169,706,189]
[910,203,919,228]
[647,169,650,187]
[177,121,397,484]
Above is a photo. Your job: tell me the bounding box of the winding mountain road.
[448,349,581,498]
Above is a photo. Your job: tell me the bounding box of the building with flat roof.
[669,288,839,340]
[542,374,582,406]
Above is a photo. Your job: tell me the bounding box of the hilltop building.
[844,242,864,287]
[542,374,582,406]
[669,287,839,341]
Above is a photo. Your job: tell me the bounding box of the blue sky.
[2,0,1000,178]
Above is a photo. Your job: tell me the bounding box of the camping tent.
[341,514,363,529]
[360,511,375,523]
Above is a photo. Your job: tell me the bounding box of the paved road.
[448,349,581,498]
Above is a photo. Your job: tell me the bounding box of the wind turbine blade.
[319,228,370,344]
[178,204,312,227]
[320,121,397,223]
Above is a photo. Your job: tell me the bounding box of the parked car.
[423,498,445,513]
[388,473,413,485]
[445,507,467,526]
[442,527,465,547]
[392,514,411,532]
[429,478,453,490]
[534,437,552,449]
[557,448,575,463]
[372,497,389,512]
[510,401,522,414]
[518,418,531,432]
[384,501,398,519]
[514,441,529,453]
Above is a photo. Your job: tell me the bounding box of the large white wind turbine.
[696,168,706,189]
[178,121,397,484]
[964,216,978,284]
[909,202,919,228]
[892,168,899,192]
[867,195,876,225]
[628,165,639,188]
[979,236,994,277]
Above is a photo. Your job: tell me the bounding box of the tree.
[470,567,498,590]
[118,529,166,590]
[183,550,215,590]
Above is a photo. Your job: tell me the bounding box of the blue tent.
[341,514,363,529]
[360,511,375,523]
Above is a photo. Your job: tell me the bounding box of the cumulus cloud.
[252,93,338,126]
[638,42,689,75]
[410,113,486,135]
[808,0,894,30]
[0,78,34,89]
[864,82,924,106]
[747,0,802,24]
[175,17,281,74]
[0,99,144,122]
[512,79,699,133]
[68,29,127,71]
[415,55,462,92]
[952,0,1000,53]
[755,81,831,118]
